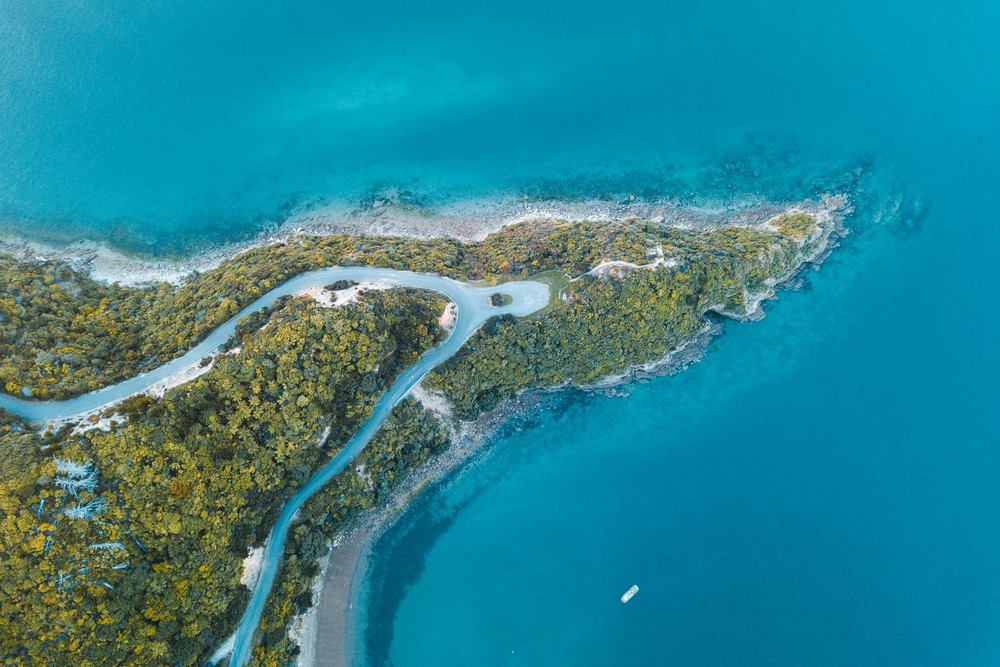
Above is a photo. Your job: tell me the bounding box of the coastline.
[292,195,849,667]
[295,387,548,667]
[0,190,852,663]
[296,528,371,667]
[0,194,802,287]
[294,319,747,667]
[294,321,731,667]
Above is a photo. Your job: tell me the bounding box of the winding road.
[0,267,548,667]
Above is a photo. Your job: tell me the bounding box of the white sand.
[240,546,266,589]
[298,282,395,309]
[577,243,676,280]
[70,413,121,436]
[437,302,457,332]
[299,286,337,308]
[408,383,454,423]
[333,282,391,306]
[146,359,215,399]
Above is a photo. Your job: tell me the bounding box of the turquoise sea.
[1,0,998,665]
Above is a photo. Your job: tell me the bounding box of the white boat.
[621,584,639,603]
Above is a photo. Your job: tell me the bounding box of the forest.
[0,214,776,399]
[0,210,832,665]
[0,288,448,665]
[426,217,824,419]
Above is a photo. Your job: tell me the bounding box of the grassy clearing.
[526,270,572,315]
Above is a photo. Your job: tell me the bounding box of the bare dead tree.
[53,457,93,479]
[55,469,98,497]
[64,497,107,520]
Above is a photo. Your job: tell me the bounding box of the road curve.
[219,270,546,667]
[0,267,549,422]
[0,266,546,666]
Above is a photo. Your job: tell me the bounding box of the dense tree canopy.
[0,288,446,666]
[428,215,827,419]
[0,212,820,400]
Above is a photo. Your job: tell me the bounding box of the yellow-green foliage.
[0,237,462,399]
[246,399,449,667]
[427,222,818,419]
[770,211,818,241]
[0,289,445,666]
[0,214,817,401]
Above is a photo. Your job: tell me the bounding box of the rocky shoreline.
[291,193,852,666]
[0,193,814,287]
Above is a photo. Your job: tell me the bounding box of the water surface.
[1,0,998,664]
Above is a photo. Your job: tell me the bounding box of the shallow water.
[2,0,998,664]
[349,2,999,667]
[4,0,985,249]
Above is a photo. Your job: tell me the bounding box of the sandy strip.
[301,530,373,667]
[295,387,548,667]
[241,545,266,590]
[297,282,393,309]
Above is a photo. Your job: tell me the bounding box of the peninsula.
[0,198,845,666]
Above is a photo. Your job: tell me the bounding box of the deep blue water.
[1,0,998,665]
